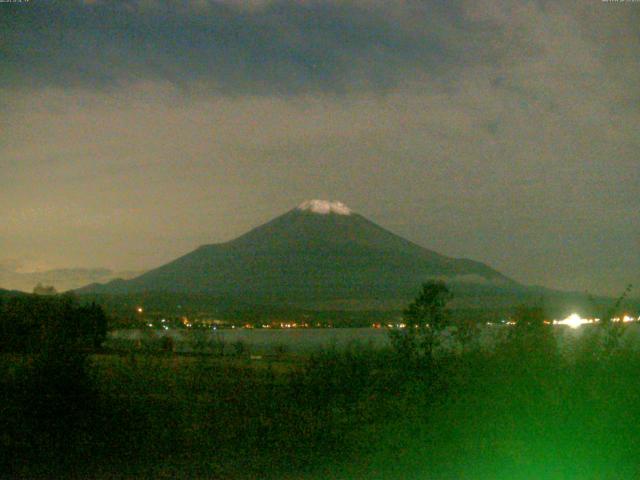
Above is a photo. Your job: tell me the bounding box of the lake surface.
[109,327,391,354]
[109,323,640,355]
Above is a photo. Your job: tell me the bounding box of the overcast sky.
[1,0,638,295]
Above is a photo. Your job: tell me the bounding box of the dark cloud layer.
[2,0,527,94]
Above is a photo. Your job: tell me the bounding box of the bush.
[0,294,107,353]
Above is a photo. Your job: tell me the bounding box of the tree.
[597,283,633,353]
[506,304,556,360]
[511,304,546,331]
[390,280,452,363]
[76,302,108,349]
[33,283,57,295]
[0,294,108,353]
[403,280,452,330]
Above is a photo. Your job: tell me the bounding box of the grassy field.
[2,325,640,479]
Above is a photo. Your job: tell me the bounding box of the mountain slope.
[79,201,518,307]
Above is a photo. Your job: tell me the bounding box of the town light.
[553,313,593,329]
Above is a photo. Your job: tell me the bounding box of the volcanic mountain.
[79,200,519,308]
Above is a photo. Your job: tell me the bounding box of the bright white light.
[554,313,592,329]
[136,307,143,313]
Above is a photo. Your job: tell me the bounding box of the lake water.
[109,323,640,355]
[108,327,391,354]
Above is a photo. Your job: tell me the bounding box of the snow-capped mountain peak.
[297,199,352,215]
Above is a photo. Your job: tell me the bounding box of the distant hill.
[0,288,27,299]
[0,267,142,293]
[78,200,523,309]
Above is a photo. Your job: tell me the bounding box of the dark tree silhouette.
[0,294,108,353]
[506,304,557,360]
[403,280,453,330]
[391,280,452,363]
[77,302,108,349]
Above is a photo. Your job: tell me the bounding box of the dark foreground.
[2,330,640,480]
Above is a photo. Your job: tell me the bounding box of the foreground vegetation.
[1,288,640,479]
[2,335,640,478]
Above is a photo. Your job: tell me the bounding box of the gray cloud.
[1,0,538,94]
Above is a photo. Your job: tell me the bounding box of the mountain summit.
[296,199,352,215]
[79,201,517,307]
